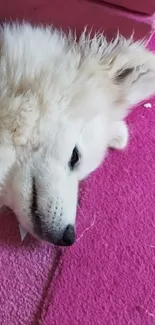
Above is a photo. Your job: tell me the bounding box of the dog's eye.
[69,147,79,170]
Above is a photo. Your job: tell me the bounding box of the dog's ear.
[107,37,155,114]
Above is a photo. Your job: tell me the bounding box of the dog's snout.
[62,224,75,246]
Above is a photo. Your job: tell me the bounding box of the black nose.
[62,225,75,246]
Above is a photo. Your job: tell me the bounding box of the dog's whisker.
[4,207,25,216]
[76,213,97,242]
[36,196,49,204]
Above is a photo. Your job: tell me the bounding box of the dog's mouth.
[31,177,42,238]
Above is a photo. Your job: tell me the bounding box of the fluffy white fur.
[0,23,155,244]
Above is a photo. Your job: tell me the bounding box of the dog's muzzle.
[31,178,76,246]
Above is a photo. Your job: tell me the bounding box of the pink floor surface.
[0,34,155,325]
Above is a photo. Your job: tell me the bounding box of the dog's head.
[1,24,155,245]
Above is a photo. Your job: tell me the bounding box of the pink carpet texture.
[0,33,155,325]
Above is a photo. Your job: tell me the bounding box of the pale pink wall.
[0,0,154,39]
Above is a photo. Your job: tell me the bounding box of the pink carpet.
[0,34,155,325]
[0,206,57,325]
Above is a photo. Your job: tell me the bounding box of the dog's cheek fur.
[0,145,15,190]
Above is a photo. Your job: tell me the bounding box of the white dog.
[0,23,155,245]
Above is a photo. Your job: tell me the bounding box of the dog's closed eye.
[115,67,134,83]
[69,147,80,170]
